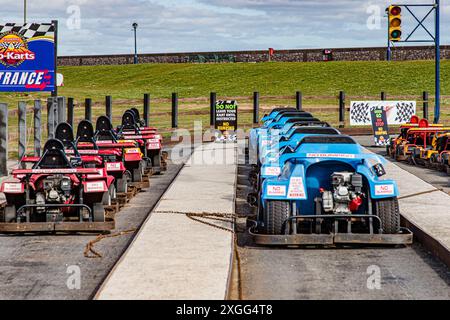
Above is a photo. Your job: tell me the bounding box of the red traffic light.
[390,6,401,16]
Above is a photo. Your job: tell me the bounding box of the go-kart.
[0,139,115,233]
[117,110,167,174]
[252,135,412,245]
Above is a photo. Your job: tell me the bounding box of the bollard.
[18,101,27,161]
[296,91,303,111]
[57,96,66,125]
[143,93,150,126]
[85,98,92,122]
[339,91,345,128]
[423,91,429,120]
[106,96,112,122]
[34,100,42,157]
[172,93,178,128]
[381,91,387,101]
[0,103,8,176]
[210,92,216,127]
[47,97,56,139]
[253,92,259,125]
[67,97,74,128]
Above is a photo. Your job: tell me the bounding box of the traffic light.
[388,5,402,41]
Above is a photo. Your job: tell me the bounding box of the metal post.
[387,11,392,61]
[339,91,345,128]
[0,103,8,176]
[381,91,387,100]
[18,101,27,161]
[24,0,27,24]
[57,96,66,125]
[210,92,216,127]
[423,91,429,120]
[296,91,302,110]
[171,93,178,128]
[34,100,42,157]
[143,93,150,126]
[253,92,259,125]
[47,97,56,139]
[67,97,74,128]
[132,23,138,64]
[85,98,92,122]
[106,96,112,122]
[52,20,58,98]
[434,0,440,124]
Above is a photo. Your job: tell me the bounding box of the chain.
[398,188,444,200]
[84,229,136,259]
[156,210,237,233]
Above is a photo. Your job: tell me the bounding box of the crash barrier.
[246,108,413,246]
[0,106,167,233]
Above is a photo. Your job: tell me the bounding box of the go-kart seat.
[121,110,139,131]
[131,107,146,127]
[55,122,75,148]
[34,139,73,169]
[96,116,118,141]
[280,127,340,142]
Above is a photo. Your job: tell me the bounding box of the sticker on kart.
[307,153,356,159]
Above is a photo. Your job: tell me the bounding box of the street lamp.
[132,22,138,64]
[24,0,27,24]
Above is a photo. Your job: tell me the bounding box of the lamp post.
[132,22,138,64]
[24,0,27,24]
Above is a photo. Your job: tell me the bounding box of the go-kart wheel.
[133,167,143,182]
[93,203,105,222]
[0,205,16,223]
[373,197,400,234]
[102,188,112,206]
[116,177,128,193]
[264,200,290,235]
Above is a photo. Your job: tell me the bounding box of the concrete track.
[0,161,184,300]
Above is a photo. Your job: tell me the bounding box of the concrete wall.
[58,45,450,66]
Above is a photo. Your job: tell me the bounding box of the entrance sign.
[0,23,56,92]
[370,107,390,146]
[350,101,416,126]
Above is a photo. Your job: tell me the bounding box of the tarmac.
[96,142,236,300]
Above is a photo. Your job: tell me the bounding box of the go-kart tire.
[116,177,128,193]
[133,167,143,182]
[0,205,16,223]
[152,154,162,175]
[373,198,400,234]
[264,200,290,235]
[102,185,116,205]
[93,203,105,222]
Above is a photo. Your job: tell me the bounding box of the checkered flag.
[0,23,54,39]
[350,102,371,125]
[394,102,415,123]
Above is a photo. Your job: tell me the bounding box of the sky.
[0,0,449,56]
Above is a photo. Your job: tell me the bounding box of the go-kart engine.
[321,172,364,214]
[36,175,72,213]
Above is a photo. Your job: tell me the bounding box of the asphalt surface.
[234,142,450,300]
[0,159,184,300]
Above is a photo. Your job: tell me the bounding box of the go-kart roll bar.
[17,203,92,215]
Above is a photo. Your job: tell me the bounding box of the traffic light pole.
[434,0,440,124]
[387,15,392,61]
[386,1,440,123]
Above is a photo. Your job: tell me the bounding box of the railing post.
[0,103,8,176]
[172,93,178,129]
[34,100,42,157]
[67,97,74,128]
[423,91,429,120]
[18,101,27,161]
[381,91,387,101]
[106,96,112,122]
[210,92,216,127]
[57,96,66,124]
[339,91,345,128]
[253,92,259,125]
[296,91,302,111]
[47,97,56,139]
[85,98,92,122]
[143,93,150,126]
